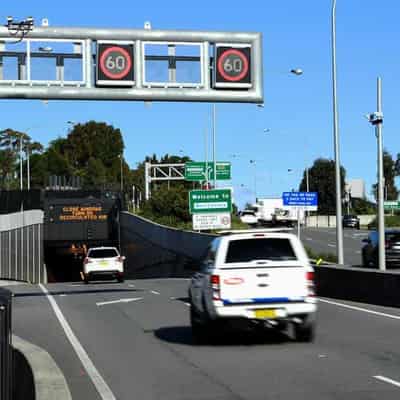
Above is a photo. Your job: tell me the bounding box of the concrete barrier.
[306,215,375,228]
[120,213,400,308]
[315,265,400,307]
[12,335,72,400]
[121,212,215,278]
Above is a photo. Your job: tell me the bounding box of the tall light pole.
[27,144,30,190]
[332,0,344,265]
[366,78,385,270]
[119,154,123,193]
[250,160,257,201]
[212,104,217,188]
[19,134,23,190]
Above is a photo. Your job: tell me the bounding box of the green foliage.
[372,150,398,201]
[140,184,191,225]
[0,128,43,190]
[367,215,400,229]
[299,158,346,215]
[351,198,376,215]
[305,246,338,263]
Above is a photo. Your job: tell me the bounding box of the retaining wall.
[121,212,215,278]
[121,212,400,308]
[0,211,46,283]
[306,214,375,228]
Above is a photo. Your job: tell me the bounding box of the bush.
[305,246,338,264]
[367,215,400,229]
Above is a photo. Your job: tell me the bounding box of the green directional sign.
[185,162,231,181]
[384,201,400,210]
[189,189,232,214]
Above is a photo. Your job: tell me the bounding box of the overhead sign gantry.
[0,18,263,103]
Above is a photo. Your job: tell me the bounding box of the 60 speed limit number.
[96,43,134,86]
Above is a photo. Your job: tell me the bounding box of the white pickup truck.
[189,229,317,343]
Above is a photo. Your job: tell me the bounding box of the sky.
[1,0,400,209]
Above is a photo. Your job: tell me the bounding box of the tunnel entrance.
[44,247,85,283]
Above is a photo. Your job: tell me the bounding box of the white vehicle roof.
[211,230,311,269]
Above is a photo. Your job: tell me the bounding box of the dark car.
[361,230,400,268]
[343,214,360,229]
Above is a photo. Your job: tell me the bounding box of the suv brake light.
[84,257,92,265]
[118,256,124,263]
[306,271,315,297]
[210,274,221,300]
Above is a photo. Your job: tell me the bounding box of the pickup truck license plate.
[254,309,277,319]
[100,261,109,267]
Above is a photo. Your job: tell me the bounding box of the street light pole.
[27,146,30,190]
[19,134,23,190]
[120,154,123,193]
[212,104,217,188]
[376,77,386,271]
[332,0,344,265]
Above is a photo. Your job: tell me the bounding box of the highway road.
[300,227,369,266]
[9,278,400,400]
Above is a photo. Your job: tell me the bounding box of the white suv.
[189,230,317,342]
[83,247,125,283]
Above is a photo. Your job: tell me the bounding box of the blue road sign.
[282,192,318,207]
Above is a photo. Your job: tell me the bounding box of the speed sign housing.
[96,41,134,87]
[214,43,252,89]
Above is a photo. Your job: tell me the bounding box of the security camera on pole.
[366,77,385,271]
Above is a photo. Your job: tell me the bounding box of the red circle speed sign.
[99,46,132,80]
[217,49,249,82]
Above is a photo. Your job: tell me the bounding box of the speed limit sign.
[96,42,134,87]
[214,44,252,89]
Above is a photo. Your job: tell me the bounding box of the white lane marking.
[318,298,400,321]
[39,284,116,400]
[373,375,400,388]
[184,302,191,307]
[356,250,361,254]
[128,284,135,288]
[305,238,313,241]
[96,297,143,306]
[150,290,160,295]
[328,244,336,248]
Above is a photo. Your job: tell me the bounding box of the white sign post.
[192,213,231,231]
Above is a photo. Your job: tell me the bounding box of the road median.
[12,335,72,400]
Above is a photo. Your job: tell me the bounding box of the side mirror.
[121,256,126,261]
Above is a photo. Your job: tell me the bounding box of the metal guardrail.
[0,288,12,400]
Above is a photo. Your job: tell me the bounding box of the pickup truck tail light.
[306,271,315,297]
[117,256,124,263]
[210,274,221,300]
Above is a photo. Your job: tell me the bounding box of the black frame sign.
[214,44,252,89]
[96,41,134,87]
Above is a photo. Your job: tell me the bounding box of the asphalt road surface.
[9,278,400,400]
[299,227,369,266]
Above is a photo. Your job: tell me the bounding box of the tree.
[0,128,43,189]
[395,153,400,177]
[299,158,346,215]
[85,157,107,187]
[141,184,191,225]
[372,150,398,201]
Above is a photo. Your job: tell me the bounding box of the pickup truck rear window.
[88,249,118,258]
[225,238,297,263]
